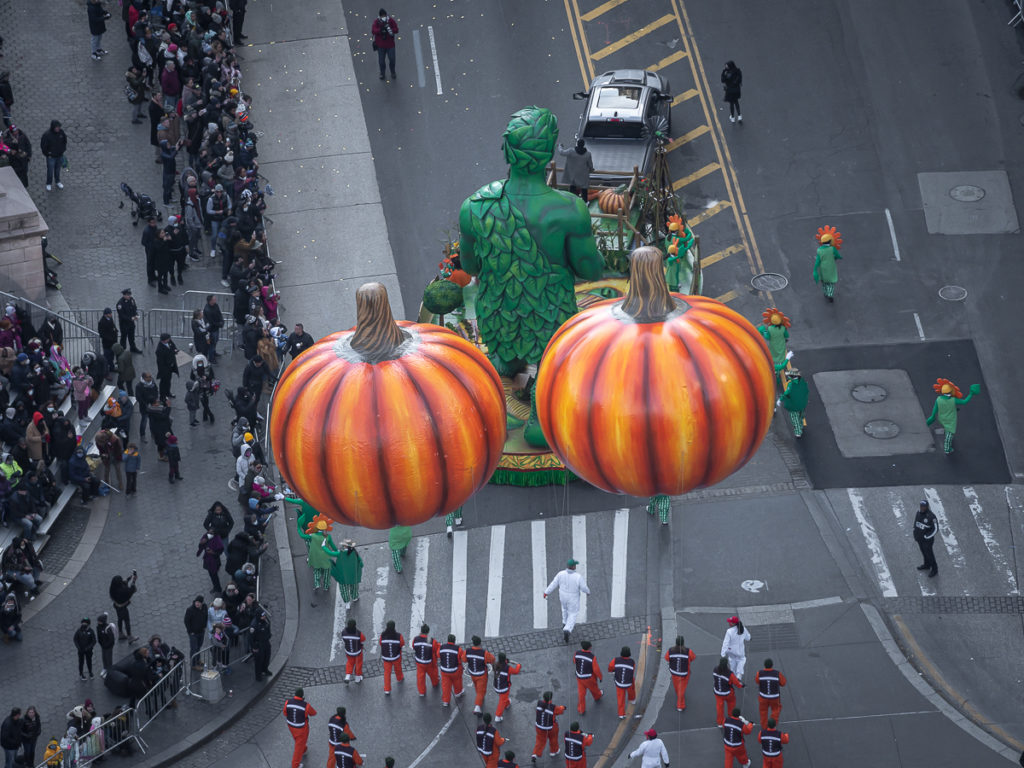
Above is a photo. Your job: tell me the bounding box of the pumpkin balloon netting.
[269,282,506,529]
[536,247,775,498]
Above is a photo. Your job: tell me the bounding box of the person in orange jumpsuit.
[283,688,317,768]
[496,750,519,768]
[713,656,744,726]
[438,634,464,706]
[412,624,440,696]
[475,712,505,768]
[564,722,594,768]
[722,708,754,768]
[492,653,521,721]
[379,620,405,694]
[608,646,636,719]
[574,641,603,714]
[665,634,696,711]
[332,734,363,768]
[532,690,565,759]
[326,707,356,768]
[759,718,789,768]
[341,619,365,683]
[756,658,786,730]
[462,635,495,715]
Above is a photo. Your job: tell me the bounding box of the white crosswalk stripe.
[409,537,429,639]
[834,486,1021,599]
[572,515,588,625]
[611,509,629,618]
[531,521,548,629]
[484,525,506,637]
[450,531,468,643]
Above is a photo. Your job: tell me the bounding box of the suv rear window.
[583,120,643,139]
[595,86,641,110]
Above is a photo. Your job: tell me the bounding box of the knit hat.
[212,597,224,608]
[166,435,177,445]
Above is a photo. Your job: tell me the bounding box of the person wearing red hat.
[629,729,669,767]
[713,657,744,727]
[664,635,695,711]
[720,617,750,680]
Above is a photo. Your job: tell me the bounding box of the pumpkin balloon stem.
[621,246,677,322]
[349,282,410,362]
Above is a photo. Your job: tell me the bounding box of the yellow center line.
[715,289,739,304]
[579,0,630,22]
[689,200,732,226]
[648,49,687,72]
[665,124,709,152]
[590,14,675,61]
[563,0,591,87]
[671,88,699,107]
[671,162,720,191]
[570,0,597,79]
[700,242,744,268]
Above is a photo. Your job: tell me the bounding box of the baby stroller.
[118,182,163,226]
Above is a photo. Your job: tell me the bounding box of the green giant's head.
[502,106,558,174]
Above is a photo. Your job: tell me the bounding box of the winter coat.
[197,533,224,573]
[96,618,116,649]
[155,341,178,378]
[113,344,135,383]
[98,315,118,349]
[123,450,140,473]
[184,603,207,636]
[134,378,158,411]
[721,65,742,101]
[558,146,594,190]
[0,715,21,750]
[25,419,45,461]
[88,0,108,35]
[204,508,234,539]
[74,625,97,652]
[372,15,398,49]
[39,122,67,158]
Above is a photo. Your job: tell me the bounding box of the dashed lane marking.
[671,88,699,107]
[714,289,738,304]
[579,0,631,21]
[672,161,720,190]
[649,49,687,72]
[688,199,731,226]
[665,124,709,152]
[700,242,743,269]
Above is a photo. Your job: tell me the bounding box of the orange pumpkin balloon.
[269,282,506,529]
[536,247,774,497]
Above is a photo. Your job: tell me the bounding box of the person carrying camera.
[371,8,398,81]
[109,570,139,643]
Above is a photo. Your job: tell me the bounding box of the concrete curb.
[134,498,300,768]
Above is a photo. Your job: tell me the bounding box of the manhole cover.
[938,285,968,301]
[864,419,900,439]
[949,184,986,202]
[751,272,788,292]
[851,384,887,403]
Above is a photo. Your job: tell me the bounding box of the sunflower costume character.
[299,514,338,593]
[813,226,842,301]
[925,378,980,454]
[757,307,791,375]
[664,214,695,292]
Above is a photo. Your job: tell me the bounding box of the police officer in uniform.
[564,722,594,768]
[333,733,363,768]
[755,658,786,730]
[914,500,939,577]
[462,635,495,715]
[282,688,317,768]
[574,641,603,714]
[608,646,636,719]
[379,620,405,694]
[759,718,789,768]
[532,690,565,760]
[438,633,464,706]
[342,619,365,683]
[493,652,521,721]
[722,707,754,768]
[412,623,440,696]
[115,289,142,353]
[476,712,506,768]
[664,634,695,711]
[326,707,356,768]
[251,610,272,680]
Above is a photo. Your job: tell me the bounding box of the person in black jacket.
[98,307,118,371]
[242,355,273,405]
[39,120,67,191]
[285,324,314,360]
[203,294,224,362]
[97,612,117,678]
[1,709,23,763]
[204,501,234,539]
[109,571,139,642]
[134,372,159,441]
[721,61,742,123]
[251,610,271,680]
[19,706,41,767]
[0,72,14,130]
[2,124,31,187]
[164,215,189,285]
[140,217,160,286]
[229,0,248,41]
[74,617,97,680]
[115,289,142,353]
[155,333,178,399]
[146,397,173,460]
[184,595,207,669]
[87,0,110,60]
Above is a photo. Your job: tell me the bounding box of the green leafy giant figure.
[459,106,603,447]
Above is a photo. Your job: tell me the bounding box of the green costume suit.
[780,376,809,437]
[757,323,789,371]
[813,244,841,298]
[926,385,980,454]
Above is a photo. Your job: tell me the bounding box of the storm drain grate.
[886,596,1024,614]
[747,623,800,651]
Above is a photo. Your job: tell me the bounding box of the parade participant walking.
[574,640,603,714]
[371,8,399,81]
[756,659,786,730]
[628,729,669,768]
[380,620,405,694]
[925,378,980,455]
[342,619,365,683]
[564,723,593,768]
[720,616,750,679]
[283,688,316,768]
[532,690,565,760]
[665,635,695,711]
[722,708,754,768]
[914,500,939,577]
[757,308,791,379]
[438,634,464,706]
[493,653,520,721]
[608,647,636,719]
[412,624,440,696]
[498,751,519,768]
[476,713,505,768]
[331,539,363,609]
[759,718,789,768]
[388,525,411,573]
[779,369,808,439]
[326,707,356,768]
[332,734,363,768]
[544,559,590,644]
[445,506,464,537]
[463,635,496,715]
[713,657,744,727]
[721,61,742,123]
[813,232,841,302]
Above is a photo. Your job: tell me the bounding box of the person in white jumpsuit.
[629,728,670,767]
[543,558,590,643]
[720,616,751,680]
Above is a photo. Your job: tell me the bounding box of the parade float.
[268,282,506,529]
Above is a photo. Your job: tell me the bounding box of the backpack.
[125,84,139,103]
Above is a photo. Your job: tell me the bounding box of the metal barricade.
[185,642,253,699]
[36,707,146,767]
[180,290,237,355]
[136,657,187,732]
[0,290,103,368]
[145,307,193,346]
